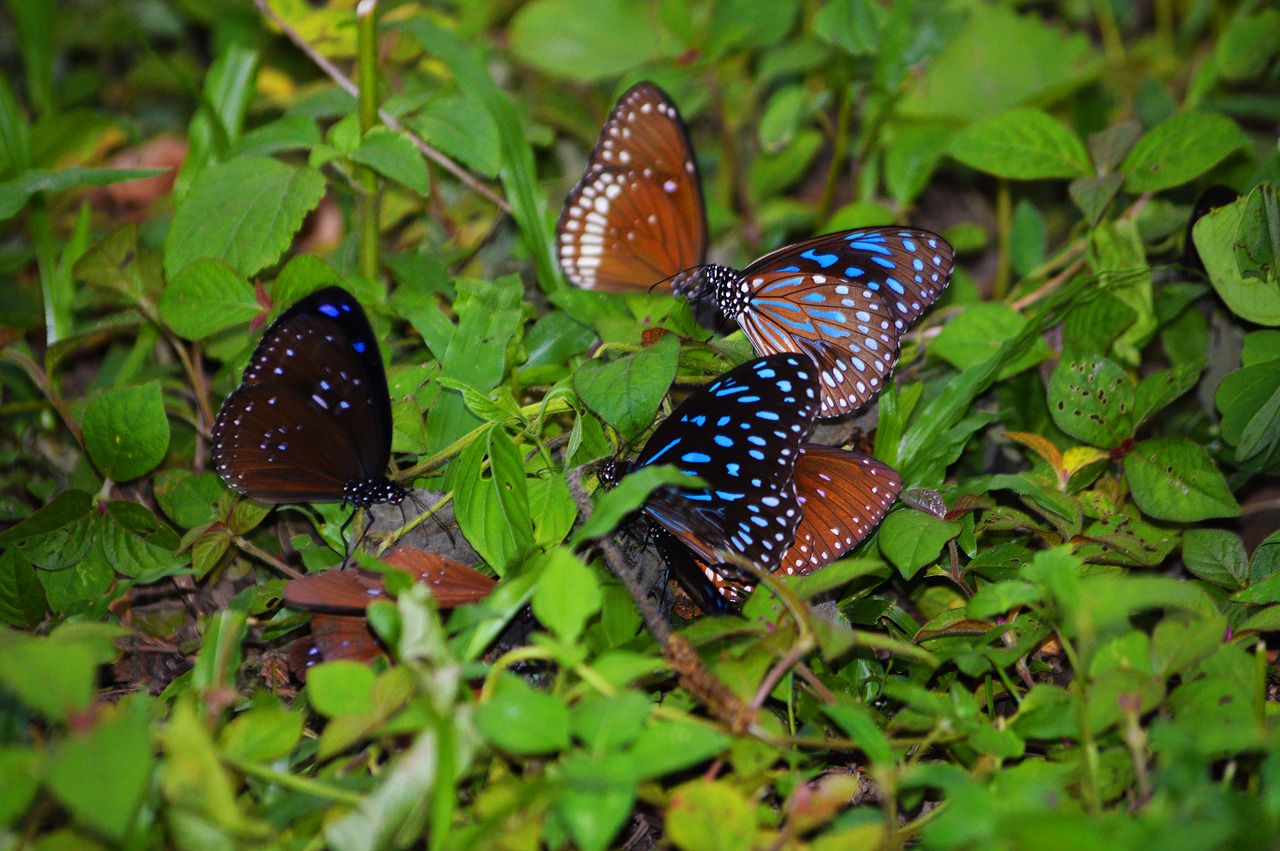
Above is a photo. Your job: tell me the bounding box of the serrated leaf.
[350,127,429,195]
[164,157,326,278]
[1047,354,1134,448]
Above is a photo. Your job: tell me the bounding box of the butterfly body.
[211,286,405,507]
[602,354,821,585]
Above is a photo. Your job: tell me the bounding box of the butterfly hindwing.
[782,444,901,575]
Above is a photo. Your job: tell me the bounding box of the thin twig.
[252,0,511,214]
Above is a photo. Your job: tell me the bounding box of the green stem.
[225,756,366,805]
[992,180,1012,300]
[356,0,381,283]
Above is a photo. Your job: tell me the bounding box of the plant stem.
[356,0,381,283]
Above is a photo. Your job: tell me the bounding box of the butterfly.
[556,81,707,293]
[685,228,955,417]
[285,547,496,677]
[600,354,821,593]
[211,286,406,507]
[656,444,902,610]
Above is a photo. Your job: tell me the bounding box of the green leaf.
[164,157,326,278]
[878,510,962,579]
[884,124,953,207]
[571,465,702,545]
[82,381,170,482]
[0,490,94,571]
[1047,354,1134,448]
[667,779,756,851]
[1068,174,1124,226]
[219,701,305,762]
[1120,112,1250,192]
[160,697,254,833]
[899,4,1100,121]
[814,0,882,55]
[409,91,500,178]
[573,333,679,439]
[454,428,534,574]
[531,548,602,644]
[0,167,167,221]
[0,547,46,628]
[948,108,1089,180]
[45,710,154,843]
[160,259,259,340]
[307,661,376,718]
[397,21,559,291]
[1215,9,1280,81]
[1193,195,1280,326]
[1123,436,1240,522]
[931,302,1050,379]
[1216,360,1280,461]
[350,127,429,195]
[509,0,676,81]
[0,747,39,827]
[1133,362,1201,429]
[0,629,110,720]
[628,720,730,780]
[554,752,637,851]
[570,692,652,753]
[823,703,894,764]
[758,84,808,151]
[474,676,570,755]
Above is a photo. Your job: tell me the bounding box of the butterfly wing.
[780,444,901,575]
[728,272,901,417]
[557,82,707,291]
[211,286,401,505]
[743,228,955,334]
[284,548,495,613]
[635,354,820,573]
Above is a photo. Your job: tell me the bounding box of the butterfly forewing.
[211,286,402,506]
[634,354,820,573]
[742,228,955,334]
[731,272,901,417]
[714,228,955,416]
[781,444,901,575]
[557,82,706,291]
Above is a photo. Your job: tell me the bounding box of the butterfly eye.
[556,82,708,292]
[211,286,405,507]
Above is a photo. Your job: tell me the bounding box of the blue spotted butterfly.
[681,228,955,417]
[599,354,821,593]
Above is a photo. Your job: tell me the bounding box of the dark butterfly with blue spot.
[600,354,821,595]
[678,228,954,417]
[211,286,405,507]
[652,444,902,610]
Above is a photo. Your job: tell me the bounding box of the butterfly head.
[671,263,739,305]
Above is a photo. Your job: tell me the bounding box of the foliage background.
[1,0,1279,848]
